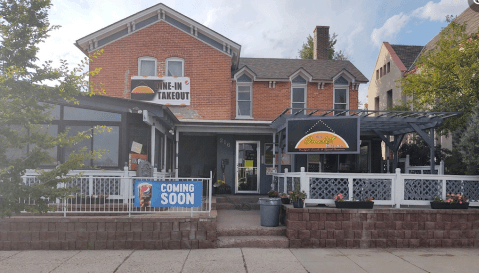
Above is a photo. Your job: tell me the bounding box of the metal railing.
[21,167,212,216]
[272,168,479,208]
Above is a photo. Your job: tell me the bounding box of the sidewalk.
[1,248,478,273]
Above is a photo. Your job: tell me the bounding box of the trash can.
[258,198,282,227]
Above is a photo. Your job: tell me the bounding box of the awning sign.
[130,76,190,106]
[134,180,202,208]
[287,117,359,154]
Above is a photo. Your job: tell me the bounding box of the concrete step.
[214,202,260,210]
[217,226,286,237]
[217,235,289,248]
[215,196,264,204]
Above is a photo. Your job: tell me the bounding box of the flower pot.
[430,202,469,209]
[292,199,304,208]
[335,201,374,209]
[281,198,290,204]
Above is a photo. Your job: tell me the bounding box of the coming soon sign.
[130,76,191,105]
[134,180,202,208]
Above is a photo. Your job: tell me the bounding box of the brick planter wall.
[0,216,216,250]
[285,207,479,248]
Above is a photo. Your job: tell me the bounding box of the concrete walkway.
[1,248,478,273]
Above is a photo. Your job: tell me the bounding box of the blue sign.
[134,180,203,208]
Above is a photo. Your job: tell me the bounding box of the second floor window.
[166,57,184,77]
[291,75,307,115]
[333,76,349,115]
[236,74,253,118]
[138,57,157,76]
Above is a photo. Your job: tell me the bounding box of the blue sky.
[40,0,471,107]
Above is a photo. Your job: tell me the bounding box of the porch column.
[175,130,179,178]
[430,128,435,174]
[163,133,167,173]
[151,123,155,168]
[272,132,276,172]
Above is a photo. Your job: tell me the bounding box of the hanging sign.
[286,117,360,154]
[130,76,191,106]
[134,180,202,208]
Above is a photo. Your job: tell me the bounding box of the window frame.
[235,74,253,119]
[165,57,185,77]
[333,76,350,115]
[137,56,157,76]
[291,75,308,115]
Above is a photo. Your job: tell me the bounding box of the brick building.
[74,3,369,194]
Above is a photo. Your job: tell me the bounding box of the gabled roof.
[425,6,479,50]
[75,3,241,67]
[233,58,368,83]
[389,44,424,71]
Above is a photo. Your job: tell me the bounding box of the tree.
[0,0,103,217]
[298,33,350,60]
[400,21,479,134]
[456,102,479,174]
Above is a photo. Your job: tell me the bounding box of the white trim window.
[333,76,349,115]
[138,57,157,76]
[291,75,307,115]
[236,74,253,118]
[166,57,184,77]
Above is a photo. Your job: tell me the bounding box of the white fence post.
[395,168,402,208]
[284,168,289,191]
[348,177,353,201]
[122,165,129,204]
[442,178,447,200]
[209,171,212,216]
[300,167,308,205]
[439,160,444,175]
[88,175,94,199]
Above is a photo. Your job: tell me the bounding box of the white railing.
[21,167,212,216]
[272,168,479,208]
[383,155,445,174]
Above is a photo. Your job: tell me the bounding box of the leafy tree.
[298,33,349,60]
[0,0,103,217]
[400,21,479,134]
[456,102,479,174]
[398,135,450,166]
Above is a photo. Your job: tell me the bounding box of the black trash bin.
[258,198,282,227]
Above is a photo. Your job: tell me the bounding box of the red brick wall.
[89,21,232,120]
[0,216,216,250]
[89,20,358,121]
[286,207,479,248]
[232,82,357,121]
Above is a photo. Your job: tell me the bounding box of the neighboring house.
[72,3,369,194]
[367,6,479,160]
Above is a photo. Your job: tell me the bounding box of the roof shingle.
[389,45,424,71]
[233,58,368,83]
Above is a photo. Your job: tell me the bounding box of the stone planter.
[335,201,374,209]
[430,202,469,209]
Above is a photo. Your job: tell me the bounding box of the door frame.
[235,140,261,194]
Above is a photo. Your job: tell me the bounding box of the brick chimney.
[313,26,330,60]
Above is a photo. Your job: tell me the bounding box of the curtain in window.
[167,61,183,77]
[140,60,156,76]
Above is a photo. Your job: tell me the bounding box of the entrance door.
[236,141,260,193]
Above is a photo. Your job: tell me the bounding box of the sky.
[39,0,472,108]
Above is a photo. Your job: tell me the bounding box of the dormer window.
[291,75,307,115]
[138,57,157,76]
[333,76,349,115]
[236,73,253,118]
[166,57,184,77]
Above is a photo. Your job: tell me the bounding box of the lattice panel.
[309,177,349,200]
[353,179,392,200]
[93,177,121,195]
[65,177,89,195]
[404,179,441,200]
[446,180,479,202]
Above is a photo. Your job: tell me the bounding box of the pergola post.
[408,123,436,174]
[430,128,435,174]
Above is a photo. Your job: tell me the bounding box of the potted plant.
[334,193,374,209]
[268,190,279,198]
[430,194,469,209]
[279,192,290,204]
[289,187,307,208]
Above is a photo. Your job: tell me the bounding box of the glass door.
[236,141,260,193]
